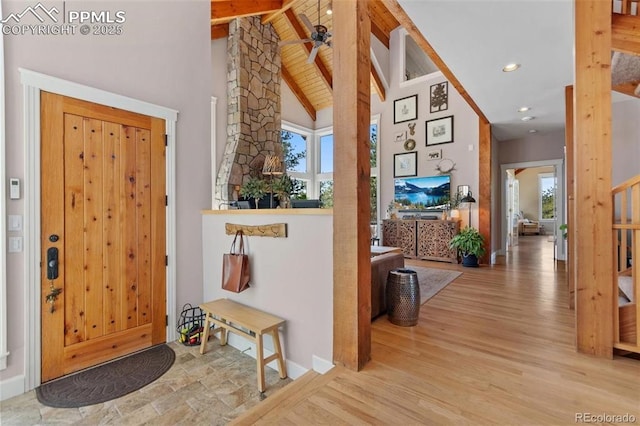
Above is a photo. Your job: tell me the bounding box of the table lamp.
[262,155,283,208]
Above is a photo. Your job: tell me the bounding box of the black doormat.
[36,344,175,408]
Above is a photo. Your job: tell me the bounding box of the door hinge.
[165,255,168,266]
[165,195,168,206]
[164,134,168,146]
[166,315,168,326]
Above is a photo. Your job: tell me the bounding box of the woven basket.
[177,304,207,346]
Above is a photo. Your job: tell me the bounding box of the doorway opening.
[501,159,565,263]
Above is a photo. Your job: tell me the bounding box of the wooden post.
[565,85,575,310]
[574,0,613,357]
[332,0,372,370]
[478,119,491,264]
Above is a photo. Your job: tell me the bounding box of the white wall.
[612,99,640,186]
[1,0,211,388]
[212,38,228,194]
[380,29,479,225]
[498,129,565,164]
[315,28,480,226]
[202,211,333,375]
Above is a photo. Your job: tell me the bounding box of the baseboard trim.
[312,355,334,374]
[0,374,25,401]
[224,333,308,380]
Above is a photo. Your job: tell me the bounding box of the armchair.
[518,218,541,235]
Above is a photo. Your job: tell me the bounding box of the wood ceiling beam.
[281,65,317,121]
[370,65,386,101]
[283,8,333,93]
[612,14,640,55]
[380,0,489,124]
[613,80,640,98]
[370,20,390,49]
[211,24,229,40]
[262,0,299,24]
[211,0,283,25]
[369,0,399,48]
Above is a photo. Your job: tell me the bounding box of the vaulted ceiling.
[213,0,640,140]
[211,0,399,121]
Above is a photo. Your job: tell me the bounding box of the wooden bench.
[199,298,287,393]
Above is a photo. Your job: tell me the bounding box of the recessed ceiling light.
[521,116,535,121]
[528,129,538,133]
[502,63,520,72]
[518,106,530,113]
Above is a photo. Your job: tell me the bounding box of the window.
[539,173,556,220]
[319,134,333,174]
[281,117,380,219]
[314,118,380,220]
[319,180,334,208]
[281,123,312,200]
[370,122,379,222]
[281,129,307,173]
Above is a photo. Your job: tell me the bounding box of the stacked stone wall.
[215,16,282,206]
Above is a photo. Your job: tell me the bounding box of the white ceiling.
[398,0,576,141]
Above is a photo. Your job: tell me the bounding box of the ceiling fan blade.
[279,38,312,46]
[299,14,315,33]
[307,46,319,63]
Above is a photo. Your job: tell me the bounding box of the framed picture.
[393,95,418,124]
[430,81,449,113]
[394,131,407,143]
[394,152,417,177]
[426,115,454,146]
[426,149,442,161]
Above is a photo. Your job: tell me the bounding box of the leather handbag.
[221,230,250,293]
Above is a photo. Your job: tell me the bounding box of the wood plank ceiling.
[212,0,400,120]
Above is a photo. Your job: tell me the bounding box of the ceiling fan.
[279,0,332,63]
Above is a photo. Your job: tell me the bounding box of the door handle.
[47,247,59,280]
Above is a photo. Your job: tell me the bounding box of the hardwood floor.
[2,236,638,424]
[232,236,640,425]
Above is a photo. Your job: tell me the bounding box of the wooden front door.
[40,92,166,382]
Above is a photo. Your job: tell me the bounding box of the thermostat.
[9,178,20,200]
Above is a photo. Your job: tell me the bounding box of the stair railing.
[613,0,638,15]
[612,174,639,353]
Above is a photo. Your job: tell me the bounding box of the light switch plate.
[9,178,20,199]
[8,215,22,231]
[9,237,23,253]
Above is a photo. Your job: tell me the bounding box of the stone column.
[214,16,283,207]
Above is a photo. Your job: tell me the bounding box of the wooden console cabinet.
[382,219,460,263]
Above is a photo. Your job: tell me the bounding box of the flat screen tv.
[394,175,450,210]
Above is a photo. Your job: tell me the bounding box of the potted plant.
[449,226,485,267]
[448,192,463,219]
[559,223,568,240]
[272,174,293,208]
[240,176,267,209]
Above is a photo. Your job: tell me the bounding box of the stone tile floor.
[0,341,292,425]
